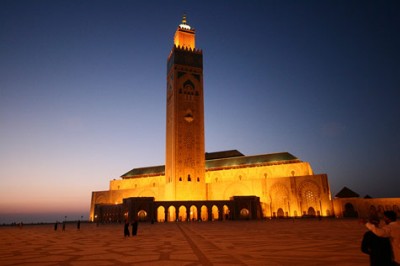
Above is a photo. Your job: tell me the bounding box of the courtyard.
[0,218,369,266]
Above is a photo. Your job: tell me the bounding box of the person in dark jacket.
[131,219,138,236]
[124,220,130,237]
[361,216,393,266]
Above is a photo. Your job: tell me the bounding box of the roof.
[121,150,299,179]
[121,165,165,179]
[335,187,360,198]
[205,150,244,160]
[205,152,299,170]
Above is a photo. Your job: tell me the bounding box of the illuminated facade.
[90,16,337,223]
[165,15,206,201]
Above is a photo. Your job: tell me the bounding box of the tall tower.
[165,15,206,201]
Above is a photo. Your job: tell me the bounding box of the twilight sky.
[1,0,399,223]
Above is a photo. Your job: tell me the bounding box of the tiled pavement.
[0,219,369,266]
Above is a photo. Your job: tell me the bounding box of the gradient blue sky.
[1,0,399,223]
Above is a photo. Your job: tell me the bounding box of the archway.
[157,206,166,222]
[167,206,176,222]
[277,208,285,218]
[189,205,198,221]
[178,205,187,221]
[223,205,230,220]
[201,205,208,221]
[307,207,316,216]
[344,203,358,218]
[212,205,219,221]
[240,208,250,219]
[138,210,147,221]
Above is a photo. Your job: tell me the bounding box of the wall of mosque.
[90,163,332,221]
[205,162,331,218]
[333,197,400,218]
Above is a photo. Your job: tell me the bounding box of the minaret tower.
[165,15,206,200]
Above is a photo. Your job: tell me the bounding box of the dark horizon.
[1,212,89,225]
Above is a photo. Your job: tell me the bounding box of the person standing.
[361,216,393,265]
[366,211,400,265]
[124,220,130,237]
[131,219,138,236]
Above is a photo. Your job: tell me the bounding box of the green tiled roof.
[121,165,165,178]
[205,150,244,160]
[205,152,299,169]
[121,151,299,179]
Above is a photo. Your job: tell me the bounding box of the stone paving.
[0,219,369,266]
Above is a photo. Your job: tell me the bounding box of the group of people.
[124,219,138,237]
[362,210,400,266]
[54,220,80,231]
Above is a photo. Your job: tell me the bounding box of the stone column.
[186,207,190,221]
[197,208,201,221]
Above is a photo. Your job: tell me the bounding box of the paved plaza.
[0,219,369,266]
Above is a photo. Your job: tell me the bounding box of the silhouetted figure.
[131,220,138,236]
[366,211,400,265]
[62,221,66,231]
[124,220,130,237]
[362,216,393,266]
[77,220,80,230]
[54,222,58,231]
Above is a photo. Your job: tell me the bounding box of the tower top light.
[179,14,191,30]
[174,14,195,49]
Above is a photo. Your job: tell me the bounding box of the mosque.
[90,16,399,223]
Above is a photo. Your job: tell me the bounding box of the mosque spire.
[179,13,191,30]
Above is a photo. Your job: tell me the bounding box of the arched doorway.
[223,205,230,220]
[277,208,285,218]
[157,206,165,222]
[307,207,316,216]
[178,205,187,221]
[167,206,176,222]
[343,203,358,218]
[201,205,208,221]
[138,210,147,221]
[189,205,197,221]
[240,208,250,220]
[212,205,219,221]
